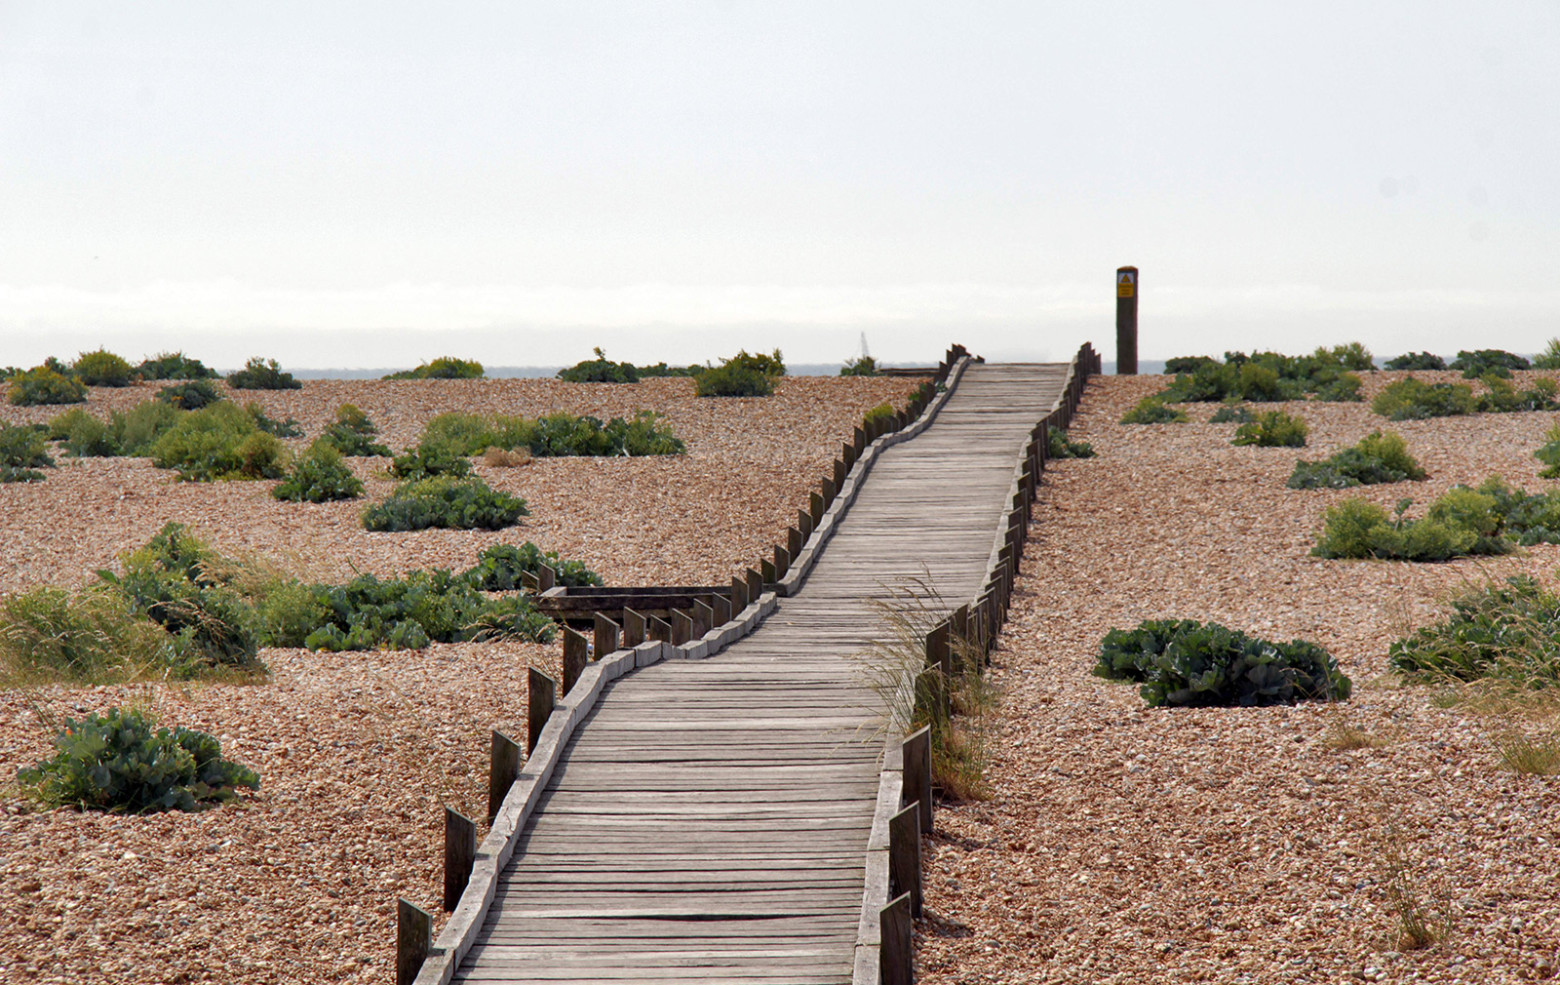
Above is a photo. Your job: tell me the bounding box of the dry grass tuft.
[481,446,533,467]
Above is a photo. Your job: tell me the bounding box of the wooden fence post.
[671,609,694,646]
[593,612,620,659]
[902,728,933,837]
[562,627,589,696]
[746,568,764,601]
[488,730,520,824]
[798,508,815,540]
[833,458,846,488]
[787,525,803,558]
[711,593,732,625]
[809,492,825,526]
[842,441,856,469]
[648,616,673,644]
[774,545,790,579]
[519,570,539,592]
[692,599,714,638]
[924,621,951,678]
[760,558,777,584]
[890,802,922,918]
[881,893,913,985]
[623,608,647,648]
[444,807,476,912]
[731,575,750,612]
[397,898,431,985]
[537,563,556,593]
[527,669,555,755]
[853,426,866,456]
[820,477,836,508]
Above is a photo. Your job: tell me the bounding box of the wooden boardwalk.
[453,363,1073,984]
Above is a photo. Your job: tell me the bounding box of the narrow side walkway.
[454,363,1070,984]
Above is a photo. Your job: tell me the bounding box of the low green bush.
[156,379,224,411]
[226,357,301,390]
[1476,375,1560,413]
[318,404,391,457]
[863,403,895,429]
[72,349,135,387]
[1371,377,1478,421]
[1534,339,1560,371]
[1208,402,1254,423]
[0,586,170,682]
[557,348,638,383]
[695,349,785,397]
[1120,396,1188,424]
[383,357,484,380]
[637,361,704,378]
[16,707,259,813]
[1535,420,1560,478]
[465,543,603,590]
[245,403,304,438]
[840,355,879,377]
[362,475,528,531]
[8,366,87,406]
[1232,410,1308,447]
[148,402,289,481]
[1094,619,1351,707]
[1046,428,1095,459]
[1387,575,1560,687]
[303,569,555,651]
[0,424,55,481]
[1383,352,1447,371]
[1451,349,1528,379]
[1309,478,1560,560]
[409,410,685,459]
[137,351,218,380]
[272,442,363,502]
[1288,431,1425,489]
[1158,346,1369,403]
[111,401,181,455]
[48,408,116,457]
[389,443,473,480]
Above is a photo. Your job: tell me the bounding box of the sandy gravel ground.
[920,371,1560,984]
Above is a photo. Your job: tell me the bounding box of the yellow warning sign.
[1117,271,1135,298]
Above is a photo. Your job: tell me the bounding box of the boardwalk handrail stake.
[527,668,555,755]
[397,898,432,985]
[561,627,588,696]
[902,727,933,837]
[443,807,476,912]
[881,893,914,985]
[487,730,520,824]
[593,612,620,661]
[889,802,922,918]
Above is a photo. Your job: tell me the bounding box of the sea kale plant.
[464,542,603,590]
[1288,431,1426,489]
[361,475,528,531]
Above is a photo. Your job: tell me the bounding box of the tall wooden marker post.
[1116,265,1138,375]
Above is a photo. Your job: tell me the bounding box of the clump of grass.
[0,423,55,482]
[1371,377,1478,421]
[480,446,533,467]
[1120,396,1188,424]
[361,475,528,531]
[0,587,171,685]
[1388,574,1560,686]
[1208,401,1253,423]
[1491,731,1560,775]
[1322,721,1390,751]
[1378,822,1453,950]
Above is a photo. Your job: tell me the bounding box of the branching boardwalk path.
[454,363,1073,984]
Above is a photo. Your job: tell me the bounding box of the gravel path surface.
[0,374,920,984]
[919,372,1560,984]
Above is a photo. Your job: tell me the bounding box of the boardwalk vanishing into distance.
[448,361,1076,985]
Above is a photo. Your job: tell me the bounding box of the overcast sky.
[2,2,1556,369]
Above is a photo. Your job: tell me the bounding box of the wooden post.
[1116,265,1138,374]
[692,599,714,638]
[623,608,647,648]
[519,569,539,592]
[853,426,866,456]
[593,612,620,659]
[951,604,969,647]
[924,621,951,677]
[648,615,673,644]
[671,609,693,646]
[746,568,763,601]
[880,893,913,985]
[902,727,933,837]
[760,558,777,584]
[397,899,432,985]
[774,544,790,579]
[527,669,555,755]
[889,802,922,919]
[832,457,846,488]
[917,665,949,726]
[537,563,556,593]
[808,492,824,526]
[787,525,804,557]
[443,807,476,912]
[842,441,856,469]
[711,593,732,625]
[731,575,749,612]
[820,477,836,508]
[561,627,588,696]
[488,730,520,823]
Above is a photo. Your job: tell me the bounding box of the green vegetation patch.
[1313,478,1560,561]
[1232,410,1308,448]
[1047,428,1095,459]
[695,349,786,398]
[1450,349,1529,379]
[272,442,364,502]
[362,475,528,532]
[318,404,392,456]
[383,357,484,380]
[156,379,224,411]
[466,542,603,590]
[0,586,171,683]
[1389,575,1560,688]
[1288,431,1425,489]
[1371,377,1478,421]
[1094,619,1351,708]
[138,351,218,380]
[71,349,135,387]
[226,357,301,390]
[303,568,556,651]
[1157,345,1370,403]
[1535,420,1560,478]
[148,402,289,481]
[49,401,182,458]
[1383,352,1448,371]
[840,355,879,377]
[405,409,685,463]
[8,366,87,406]
[1208,402,1254,423]
[17,707,259,813]
[0,424,54,482]
[1120,396,1188,424]
[557,348,640,383]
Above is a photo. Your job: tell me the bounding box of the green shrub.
[840,355,879,377]
[1288,431,1425,489]
[1232,410,1308,447]
[383,356,484,380]
[557,348,639,383]
[362,475,528,531]
[0,587,170,681]
[245,403,304,438]
[1451,349,1528,379]
[16,707,259,813]
[303,569,555,651]
[464,543,603,590]
[406,410,684,460]
[137,351,218,380]
[1534,420,1560,478]
[8,366,87,406]
[1208,402,1254,423]
[1046,428,1095,459]
[1384,352,1447,371]
[0,423,56,476]
[1476,375,1560,413]
[1472,476,1560,546]
[1371,377,1478,421]
[1534,339,1560,371]
[148,402,289,481]
[1311,491,1513,562]
[637,361,704,378]
[725,348,786,377]
[48,408,117,457]
[1387,575,1560,687]
[1158,346,1369,403]
[1120,396,1188,424]
[252,581,329,648]
[72,349,135,387]
[110,401,181,455]
[272,442,363,502]
[1164,356,1219,375]
[389,443,473,480]
[226,357,301,390]
[695,349,785,397]
[1094,619,1351,707]
[317,404,391,456]
[156,379,224,411]
[863,403,895,429]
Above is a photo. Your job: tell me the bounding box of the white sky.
[2,1,1556,369]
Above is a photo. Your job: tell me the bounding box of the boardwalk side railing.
[401,345,979,985]
[855,342,1100,985]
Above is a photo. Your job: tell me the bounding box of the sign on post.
[1116,265,1138,375]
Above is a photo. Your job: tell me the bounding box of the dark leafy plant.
[272,442,364,502]
[1232,410,1308,448]
[362,475,528,532]
[318,404,392,457]
[1094,619,1351,707]
[840,355,879,377]
[1208,402,1254,423]
[1476,375,1560,413]
[1451,349,1529,379]
[1164,355,1219,375]
[148,402,289,481]
[1046,428,1095,459]
[1158,346,1369,403]
[637,361,704,378]
[383,356,484,380]
[156,379,224,411]
[1384,352,1447,371]
[0,423,56,480]
[245,403,304,438]
[1534,420,1560,478]
[556,348,639,383]
[302,569,555,651]
[16,707,259,813]
[8,366,87,406]
[389,442,473,480]
[72,349,135,387]
[695,349,785,397]
[1288,431,1425,489]
[137,351,218,380]
[1311,483,1534,561]
[226,357,301,390]
[1371,377,1478,421]
[1387,575,1560,686]
[48,408,116,457]
[1120,396,1188,424]
[464,543,603,590]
